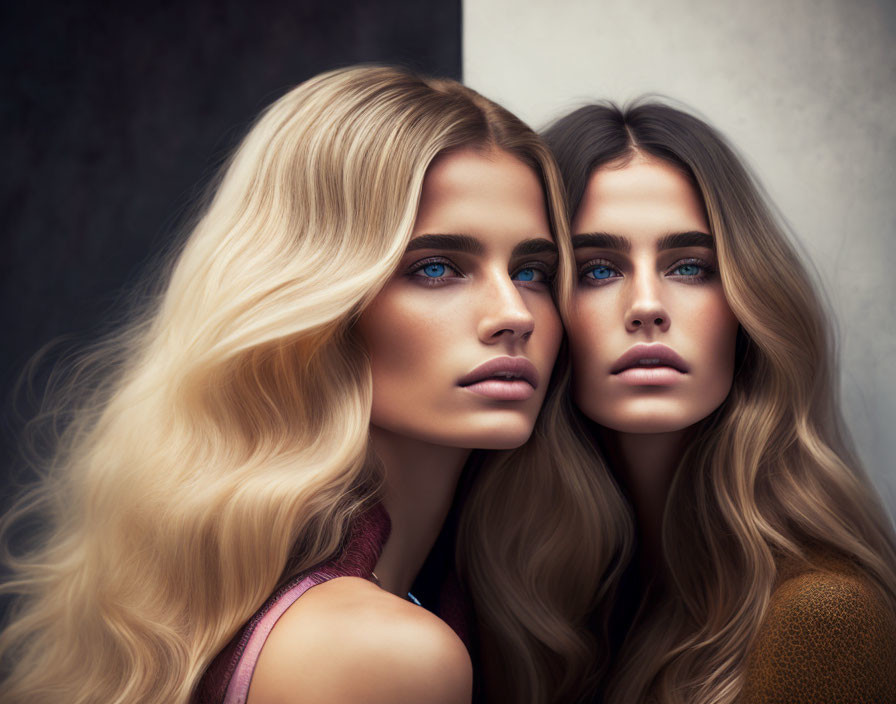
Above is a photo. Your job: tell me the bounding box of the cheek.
[708,298,739,360]
[532,295,564,360]
[689,293,740,392]
[360,296,448,383]
[567,294,612,399]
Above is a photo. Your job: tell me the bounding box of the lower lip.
[461,380,535,401]
[614,367,685,385]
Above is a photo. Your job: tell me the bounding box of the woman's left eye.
[667,259,713,280]
[673,263,702,276]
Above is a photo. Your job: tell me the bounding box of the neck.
[369,426,469,598]
[601,428,687,581]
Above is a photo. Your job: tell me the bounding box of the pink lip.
[611,343,689,380]
[458,356,539,401]
[614,367,684,386]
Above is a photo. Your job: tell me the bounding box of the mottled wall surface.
[465,0,896,514]
[1,0,461,500]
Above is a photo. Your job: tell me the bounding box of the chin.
[438,411,540,450]
[475,432,534,450]
[457,423,537,450]
[375,412,538,451]
[585,397,726,435]
[600,416,694,434]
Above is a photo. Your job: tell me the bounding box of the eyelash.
[407,257,463,286]
[512,261,555,286]
[406,257,555,287]
[666,257,716,283]
[578,257,717,286]
[578,258,620,286]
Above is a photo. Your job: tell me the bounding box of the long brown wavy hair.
[0,67,629,704]
[543,101,896,704]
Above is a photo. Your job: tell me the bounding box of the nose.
[625,269,670,333]
[477,273,536,343]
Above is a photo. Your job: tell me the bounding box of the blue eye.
[586,265,616,280]
[672,263,702,277]
[422,263,447,278]
[513,267,546,283]
[409,258,461,283]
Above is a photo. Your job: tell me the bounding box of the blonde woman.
[543,102,896,703]
[0,67,628,704]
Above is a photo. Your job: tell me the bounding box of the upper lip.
[611,344,689,374]
[458,356,539,388]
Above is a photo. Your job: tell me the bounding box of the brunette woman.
[543,102,896,704]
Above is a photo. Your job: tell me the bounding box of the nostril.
[654,317,664,325]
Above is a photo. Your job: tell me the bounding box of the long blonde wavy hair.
[0,67,629,704]
[542,101,896,704]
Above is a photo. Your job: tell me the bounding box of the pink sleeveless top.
[192,504,470,704]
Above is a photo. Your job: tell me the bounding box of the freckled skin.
[356,147,563,450]
[569,156,740,434]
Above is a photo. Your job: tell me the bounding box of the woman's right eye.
[408,258,463,284]
[580,261,621,285]
[420,263,448,277]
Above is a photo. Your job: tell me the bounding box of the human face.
[568,155,739,435]
[356,147,563,450]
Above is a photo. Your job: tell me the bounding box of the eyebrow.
[405,234,484,254]
[405,234,557,258]
[511,238,558,258]
[572,233,630,252]
[571,230,714,252]
[657,231,715,251]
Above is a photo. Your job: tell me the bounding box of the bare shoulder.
[740,567,896,703]
[248,576,472,704]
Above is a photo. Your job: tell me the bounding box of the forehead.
[572,155,708,236]
[412,146,552,243]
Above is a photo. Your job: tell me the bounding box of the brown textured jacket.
[739,554,896,703]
